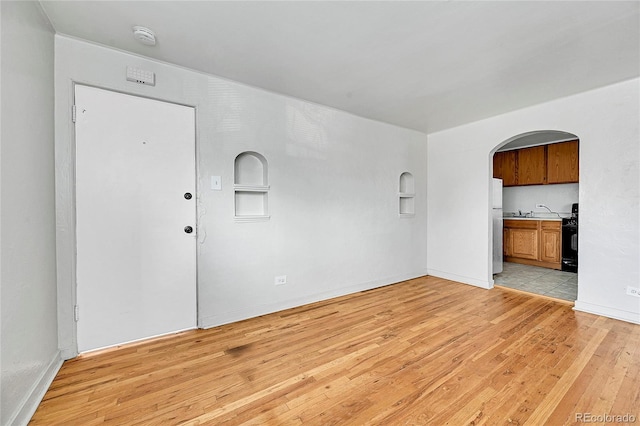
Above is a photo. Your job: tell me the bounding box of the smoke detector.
[132,26,156,46]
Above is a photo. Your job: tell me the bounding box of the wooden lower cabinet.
[509,223,538,260]
[504,219,562,269]
[540,221,562,264]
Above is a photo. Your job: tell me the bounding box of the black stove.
[561,203,578,272]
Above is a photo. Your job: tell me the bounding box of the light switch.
[211,176,221,190]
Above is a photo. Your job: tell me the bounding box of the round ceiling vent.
[132,26,156,46]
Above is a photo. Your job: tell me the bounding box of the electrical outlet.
[536,204,546,209]
[275,275,287,286]
[626,286,640,297]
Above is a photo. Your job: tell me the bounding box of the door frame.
[488,130,580,296]
[61,82,200,357]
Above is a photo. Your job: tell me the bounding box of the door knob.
[184,226,193,234]
[184,192,192,200]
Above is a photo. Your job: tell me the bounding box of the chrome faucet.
[537,204,562,218]
[539,205,553,214]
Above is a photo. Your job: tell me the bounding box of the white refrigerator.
[492,178,503,274]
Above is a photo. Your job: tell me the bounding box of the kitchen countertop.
[503,217,563,221]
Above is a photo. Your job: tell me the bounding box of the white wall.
[427,78,639,324]
[503,183,579,216]
[1,2,61,425]
[54,36,428,358]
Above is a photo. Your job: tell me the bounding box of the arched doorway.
[491,130,579,301]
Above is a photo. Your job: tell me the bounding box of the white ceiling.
[39,1,639,134]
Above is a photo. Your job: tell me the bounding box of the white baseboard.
[6,350,63,426]
[427,269,492,289]
[199,269,428,329]
[574,301,640,325]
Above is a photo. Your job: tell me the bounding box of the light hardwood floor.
[31,276,640,425]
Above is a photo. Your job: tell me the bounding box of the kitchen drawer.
[504,219,538,229]
[541,220,561,230]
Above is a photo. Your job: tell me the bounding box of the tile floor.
[494,262,578,302]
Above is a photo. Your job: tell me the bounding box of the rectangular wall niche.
[234,151,270,222]
[399,172,415,216]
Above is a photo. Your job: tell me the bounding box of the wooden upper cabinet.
[492,153,502,179]
[547,140,579,184]
[493,151,517,186]
[517,146,546,185]
[494,140,579,187]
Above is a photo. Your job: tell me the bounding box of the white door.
[75,85,197,353]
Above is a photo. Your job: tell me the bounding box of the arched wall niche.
[399,172,414,194]
[399,172,415,216]
[234,151,270,222]
[234,151,268,186]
